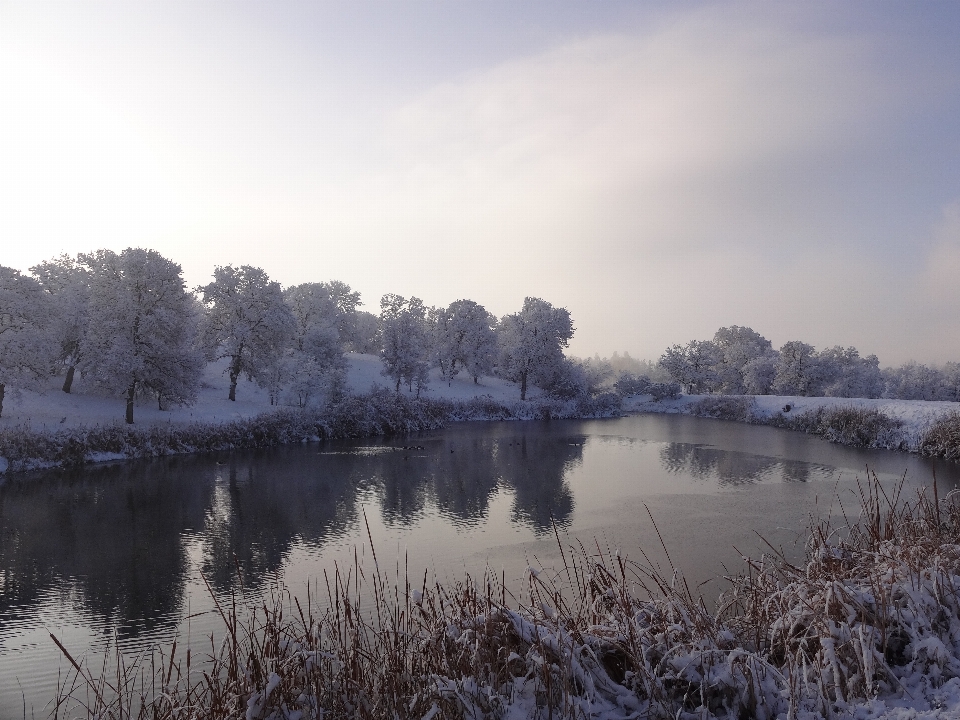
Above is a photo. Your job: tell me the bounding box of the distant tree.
[614,372,652,397]
[882,361,943,401]
[280,282,348,407]
[429,299,498,385]
[199,265,296,401]
[941,362,960,402]
[607,352,673,383]
[0,266,56,417]
[741,352,779,395]
[817,346,883,398]
[712,326,773,394]
[31,254,91,393]
[658,340,721,394]
[379,294,430,394]
[772,341,818,396]
[497,297,574,401]
[350,311,380,354]
[79,249,203,423]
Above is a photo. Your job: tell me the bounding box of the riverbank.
[627,393,960,461]
[0,354,620,475]
[54,473,960,719]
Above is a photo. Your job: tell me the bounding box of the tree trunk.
[229,353,242,401]
[158,394,163,411]
[126,383,136,424]
[520,371,528,401]
[473,376,479,384]
[396,377,401,393]
[0,383,4,418]
[62,365,76,393]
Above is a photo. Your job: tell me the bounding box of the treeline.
[0,249,606,424]
[648,325,960,400]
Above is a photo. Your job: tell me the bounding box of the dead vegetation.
[53,473,960,719]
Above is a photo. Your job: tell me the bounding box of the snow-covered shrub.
[613,372,651,397]
[687,395,757,422]
[919,411,960,461]
[647,380,681,401]
[778,406,907,449]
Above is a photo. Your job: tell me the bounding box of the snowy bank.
[626,393,960,460]
[0,379,619,476]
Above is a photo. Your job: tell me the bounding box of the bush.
[777,405,907,450]
[919,411,960,461]
[687,395,756,422]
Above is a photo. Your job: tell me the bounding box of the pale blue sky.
[2,2,959,364]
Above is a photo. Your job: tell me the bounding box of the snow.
[625,392,960,439]
[0,353,534,435]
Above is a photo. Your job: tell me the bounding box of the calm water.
[2,415,959,718]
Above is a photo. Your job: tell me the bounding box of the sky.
[2,1,960,365]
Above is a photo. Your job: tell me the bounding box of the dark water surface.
[2,415,959,717]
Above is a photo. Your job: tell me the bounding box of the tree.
[712,326,773,394]
[741,352,779,395]
[281,282,349,407]
[429,299,498,385]
[658,340,721,394]
[79,249,203,423]
[816,346,883,398]
[497,297,574,401]
[350,311,380,354]
[379,294,430,394]
[199,265,296,401]
[0,266,56,417]
[31,254,90,393]
[771,341,818,396]
[941,362,960,402]
[882,361,943,401]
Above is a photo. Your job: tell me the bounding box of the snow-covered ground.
[0,353,536,432]
[625,392,960,439]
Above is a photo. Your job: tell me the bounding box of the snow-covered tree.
[816,346,883,398]
[429,299,498,385]
[712,326,773,394]
[379,294,430,394]
[30,254,90,393]
[742,352,779,395]
[882,361,943,401]
[281,282,349,407]
[0,266,56,417]
[771,341,818,396]
[659,340,721,394]
[79,248,203,423]
[941,362,960,402]
[497,297,574,401]
[350,311,380,354]
[199,265,296,401]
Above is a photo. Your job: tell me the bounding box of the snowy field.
[625,392,960,441]
[0,353,538,432]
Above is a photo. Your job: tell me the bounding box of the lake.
[1,414,958,718]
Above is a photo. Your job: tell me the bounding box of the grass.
[919,411,960,461]
[0,390,623,475]
[52,472,960,719]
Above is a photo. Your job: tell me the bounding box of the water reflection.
[0,457,211,637]
[659,443,830,485]
[0,426,583,642]
[2,416,959,717]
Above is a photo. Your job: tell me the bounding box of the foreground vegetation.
[52,473,960,718]
[0,389,621,474]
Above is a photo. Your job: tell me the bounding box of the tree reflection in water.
[659,443,822,485]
